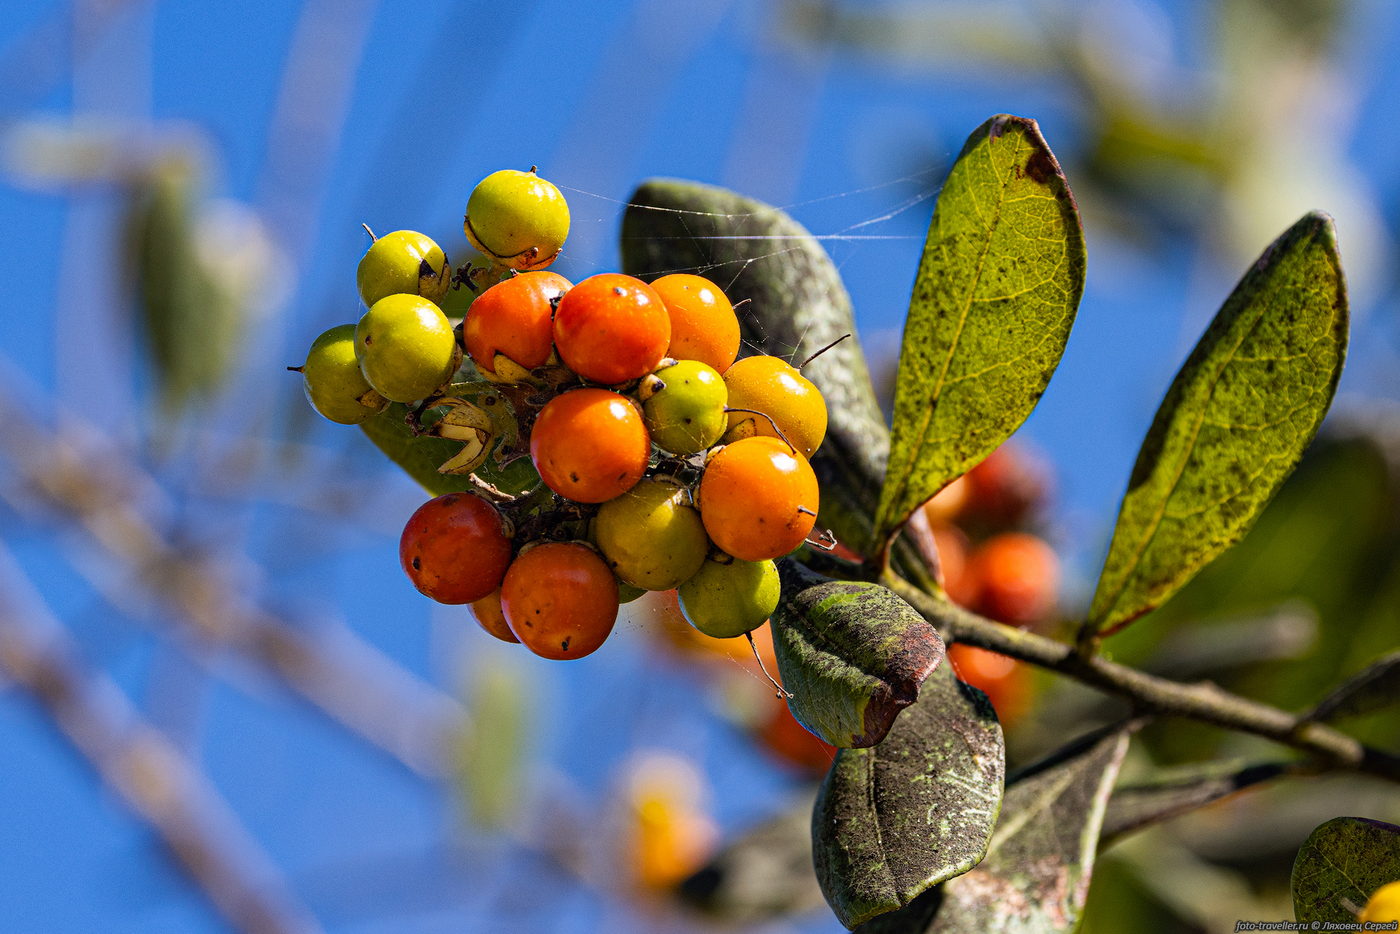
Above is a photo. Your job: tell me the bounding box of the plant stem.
[880,573,1400,783]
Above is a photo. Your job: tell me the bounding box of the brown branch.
[882,573,1400,782]
[0,372,467,779]
[0,548,323,934]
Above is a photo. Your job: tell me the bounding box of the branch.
[882,574,1400,782]
[0,548,323,934]
[0,369,467,778]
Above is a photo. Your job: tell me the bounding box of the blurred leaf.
[873,114,1084,553]
[813,660,1003,929]
[1100,759,1286,848]
[1291,816,1400,925]
[123,158,242,412]
[1088,212,1348,637]
[1305,651,1400,724]
[771,560,945,748]
[678,798,827,922]
[453,650,529,829]
[620,178,892,562]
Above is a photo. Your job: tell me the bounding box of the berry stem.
[746,631,792,700]
[723,406,799,455]
[361,222,377,241]
[795,333,851,370]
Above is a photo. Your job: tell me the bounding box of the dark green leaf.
[771,560,945,748]
[1100,760,1286,848]
[924,724,1132,934]
[1305,651,1400,724]
[813,660,1003,929]
[620,179,891,560]
[1291,816,1400,925]
[873,114,1084,551]
[1088,212,1348,637]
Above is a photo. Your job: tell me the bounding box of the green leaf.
[1291,816,1400,925]
[872,114,1085,551]
[620,179,891,560]
[915,724,1133,934]
[123,158,243,413]
[452,647,530,829]
[1305,651,1400,724]
[1087,212,1348,637]
[813,660,1004,929]
[771,560,945,748]
[358,384,539,497]
[678,800,827,923]
[1099,760,1286,848]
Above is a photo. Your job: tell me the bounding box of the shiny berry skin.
[553,274,671,384]
[531,388,650,502]
[469,590,519,643]
[650,273,741,373]
[677,554,779,638]
[399,493,512,605]
[593,480,709,590]
[723,355,828,459]
[356,229,451,307]
[355,294,458,403]
[463,168,570,271]
[698,437,819,561]
[300,324,387,425]
[501,542,619,660]
[463,271,571,380]
[640,360,728,455]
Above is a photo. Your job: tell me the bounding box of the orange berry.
[722,355,828,458]
[469,589,519,643]
[967,532,1059,625]
[553,273,670,384]
[698,436,818,561]
[650,273,741,373]
[463,271,571,376]
[947,643,1030,725]
[501,542,619,660]
[530,388,650,503]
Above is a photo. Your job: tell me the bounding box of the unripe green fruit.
[640,360,728,455]
[678,554,780,638]
[464,168,570,271]
[618,581,646,604]
[301,324,388,424]
[355,294,458,403]
[593,480,709,590]
[356,229,451,307]
[439,252,515,321]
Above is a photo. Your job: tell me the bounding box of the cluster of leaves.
[368,114,1399,932]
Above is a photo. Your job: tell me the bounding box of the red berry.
[399,493,512,604]
[530,388,650,503]
[501,542,619,659]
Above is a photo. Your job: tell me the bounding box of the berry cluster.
[297,168,829,661]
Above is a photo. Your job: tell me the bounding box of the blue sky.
[2,1,1399,931]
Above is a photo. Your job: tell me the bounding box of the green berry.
[593,480,709,591]
[356,229,451,307]
[617,580,646,604]
[677,554,779,638]
[463,168,569,271]
[300,324,388,424]
[355,294,458,403]
[640,360,728,455]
